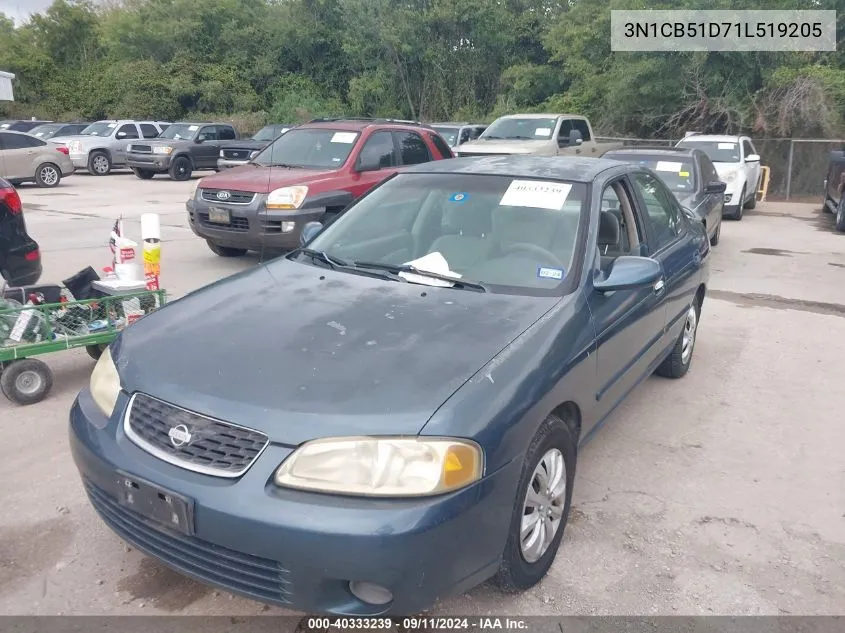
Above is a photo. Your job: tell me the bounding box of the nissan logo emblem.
[168,424,192,448]
[217,191,231,200]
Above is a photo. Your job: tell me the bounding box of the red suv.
[186,118,454,256]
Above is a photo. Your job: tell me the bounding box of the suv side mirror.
[356,156,381,172]
[593,256,662,293]
[300,221,323,246]
[745,153,760,162]
[559,129,583,147]
[194,137,204,144]
[116,131,126,139]
[705,180,727,194]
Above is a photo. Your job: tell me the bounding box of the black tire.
[492,414,576,593]
[206,240,247,257]
[730,188,745,220]
[710,221,721,246]
[836,197,845,233]
[133,168,155,180]
[169,156,192,181]
[87,150,111,176]
[656,295,701,379]
[743,182,757,209]
[0,358,53,405]
[35,162,62,188]
[86,344,106,360]
[822,195,834,213]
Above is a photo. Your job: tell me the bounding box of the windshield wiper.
[481,135,503,140]
[352,261,488,292]
[298,250,401,282]
[267,163,300,168]
[300,248,348,268]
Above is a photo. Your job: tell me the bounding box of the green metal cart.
[0,289,166,405]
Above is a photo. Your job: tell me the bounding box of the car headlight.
[153,146,173,155]
[267,185,308,210]
[274,436,484,497]
[90,347,121,419]
[721,170,739,183]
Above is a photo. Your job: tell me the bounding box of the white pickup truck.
[454,113,621,158]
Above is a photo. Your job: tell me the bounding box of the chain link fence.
[597,136,845,202]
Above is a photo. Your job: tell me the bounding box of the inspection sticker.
[538,267,564,280]
[500,180,572,210]
[655,161,683,172]
[718,142,736,149]
[449,192,469,203]
[331,132,357,144]
[679,171,690,177]
[534,127,552,137]
[188,125,199,131]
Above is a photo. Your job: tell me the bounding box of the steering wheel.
[503,242,566,269]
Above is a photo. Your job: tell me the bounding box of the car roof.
[430,122,485,127]
[497,113,585,120]
[605,147,698,158]
[301,118,432,132]
[403,155,624,182]
[678,134,746,142]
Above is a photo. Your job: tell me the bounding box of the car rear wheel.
[656,297,701,379]
[87,151,111,176]
[836,197,845,233]
[35,162,61,188]
[710,221,721,246]
[133,168,155,180]
[0,358,53,405]
[492,414,576,593]
[206,240,247,257]
[169,156,192,181]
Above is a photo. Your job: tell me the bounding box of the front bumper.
[127,153,172,173]
[187,195,327,251]
[69,389,517,615]
[217,158,249,169]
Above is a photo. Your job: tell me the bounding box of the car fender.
[302,189,356,214]
[87,146,111,160]
[172,151,195,168]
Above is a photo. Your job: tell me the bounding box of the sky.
[0,0,56,25]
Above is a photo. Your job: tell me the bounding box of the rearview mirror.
[745,153,760,162]
[593,256,662,293]
[300,221,323,246]
[705,180,727,194]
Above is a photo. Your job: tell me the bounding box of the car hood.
[457,139,549,155]
[112,259,557,444]
[197,165,344,194]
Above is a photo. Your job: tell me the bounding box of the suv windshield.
[253,128,360,169]
[609,154,697,193]
[481,118,557,141]
[677,140,740,163]
[159,124,198,140]
[253,125,287,142]
[433,127,459,146]
[301,173,585,294]
[80,122,118,137]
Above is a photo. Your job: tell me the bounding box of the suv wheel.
[35,163,61,188]
[88,151,111,176]
[169,156,192,181]
[836,197,845,233]
[743,180,758,209]
[207,240,247,257]
[133,168,155,180]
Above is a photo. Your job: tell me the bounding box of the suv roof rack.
[306,117,431,128]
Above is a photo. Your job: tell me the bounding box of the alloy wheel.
[520,448,567,563]
[39,165,59,186]
[681,304,698,365]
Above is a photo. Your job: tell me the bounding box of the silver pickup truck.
[454,113,620,158]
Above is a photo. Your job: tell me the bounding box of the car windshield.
[252,128,360,169]
[158,124,198,140]
[433,127,459,146]
[252,125,287,142]
[302,173,586,294]
[80,122,118,137]
[609,154,697,193]
[27,124,62,138]
[677,140,740,163]
[481,118,557,141]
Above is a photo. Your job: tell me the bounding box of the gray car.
[0,131,75,187]
[430,122,487,149]
[52,120,171,175]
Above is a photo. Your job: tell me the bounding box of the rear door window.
[140,124,159,139]
[218,126,237,140]
[428,132,453,159]
[394,131,432,165]
[0,133,43,149]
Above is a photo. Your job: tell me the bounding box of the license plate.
[115,472,194,535]
[207,207,231,224]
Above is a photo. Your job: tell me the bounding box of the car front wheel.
[836,197,845,232]
[169,156,192,181]
[492,414,576,593]
[133,168,155,180]
[88,151,111,176]
[710,221,721,246]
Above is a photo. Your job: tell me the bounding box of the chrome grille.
[124,393,268,478]
[130,144,153,153]
[221,148,252,160]
[201,189,256,204]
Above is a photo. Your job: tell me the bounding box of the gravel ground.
[1,172,843,619]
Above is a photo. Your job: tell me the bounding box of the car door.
[193,126,221,169]
[742,138,761,196]
[113,123,139,164]
[586,176,668,426]
[697,153,723,230]
[0,132,41,180]
[630,170,702,347]
[348,130,399,199]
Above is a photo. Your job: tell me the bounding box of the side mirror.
[356,156,381,172]
[300,221,323,246]
[681,206,697,221]
[705,180,727,194]
[745,153,760,162]
[593,256,662,293]
[194,137,204,144]
[569,130,583,146]
[116,132,126,139]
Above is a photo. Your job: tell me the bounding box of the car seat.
[428,199,493,271]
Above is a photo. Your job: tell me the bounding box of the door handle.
[653,278,665,294]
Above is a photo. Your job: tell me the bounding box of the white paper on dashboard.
[188,125,199,131]
[717,142,736,149]
[655,161,683,172]
[534,127,552,137]
[331,132,357,144]
[500,180,572,211]
[399,252,462,287]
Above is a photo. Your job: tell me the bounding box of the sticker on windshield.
[107,123,116,128]
[655,161,683,172]
[718,142,736,149]
[331,132,357,144]
[188,125,199,131]
[679,171,690,177]
[534,127,552,137]
[449,192,469,203]
[538,267,564,280]
[500,180,572,211]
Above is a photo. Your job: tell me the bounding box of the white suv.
[675,134,761,220]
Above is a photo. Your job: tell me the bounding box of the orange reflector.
[442,444,480,488]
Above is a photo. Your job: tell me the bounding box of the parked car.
[72,155,709,616]
[52,120,171,176]
[430,122,487,149]
[26,122,90,140]
[603,147,726,245]
[454,114,621,158]
[0,178,41,287]
[0,131,75,187]
[125,122,239,181]
[674,134,761,220]
[823,147,845,232]
[186,117,453,257]
[0,120,52,133]
[217,123,294,169]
